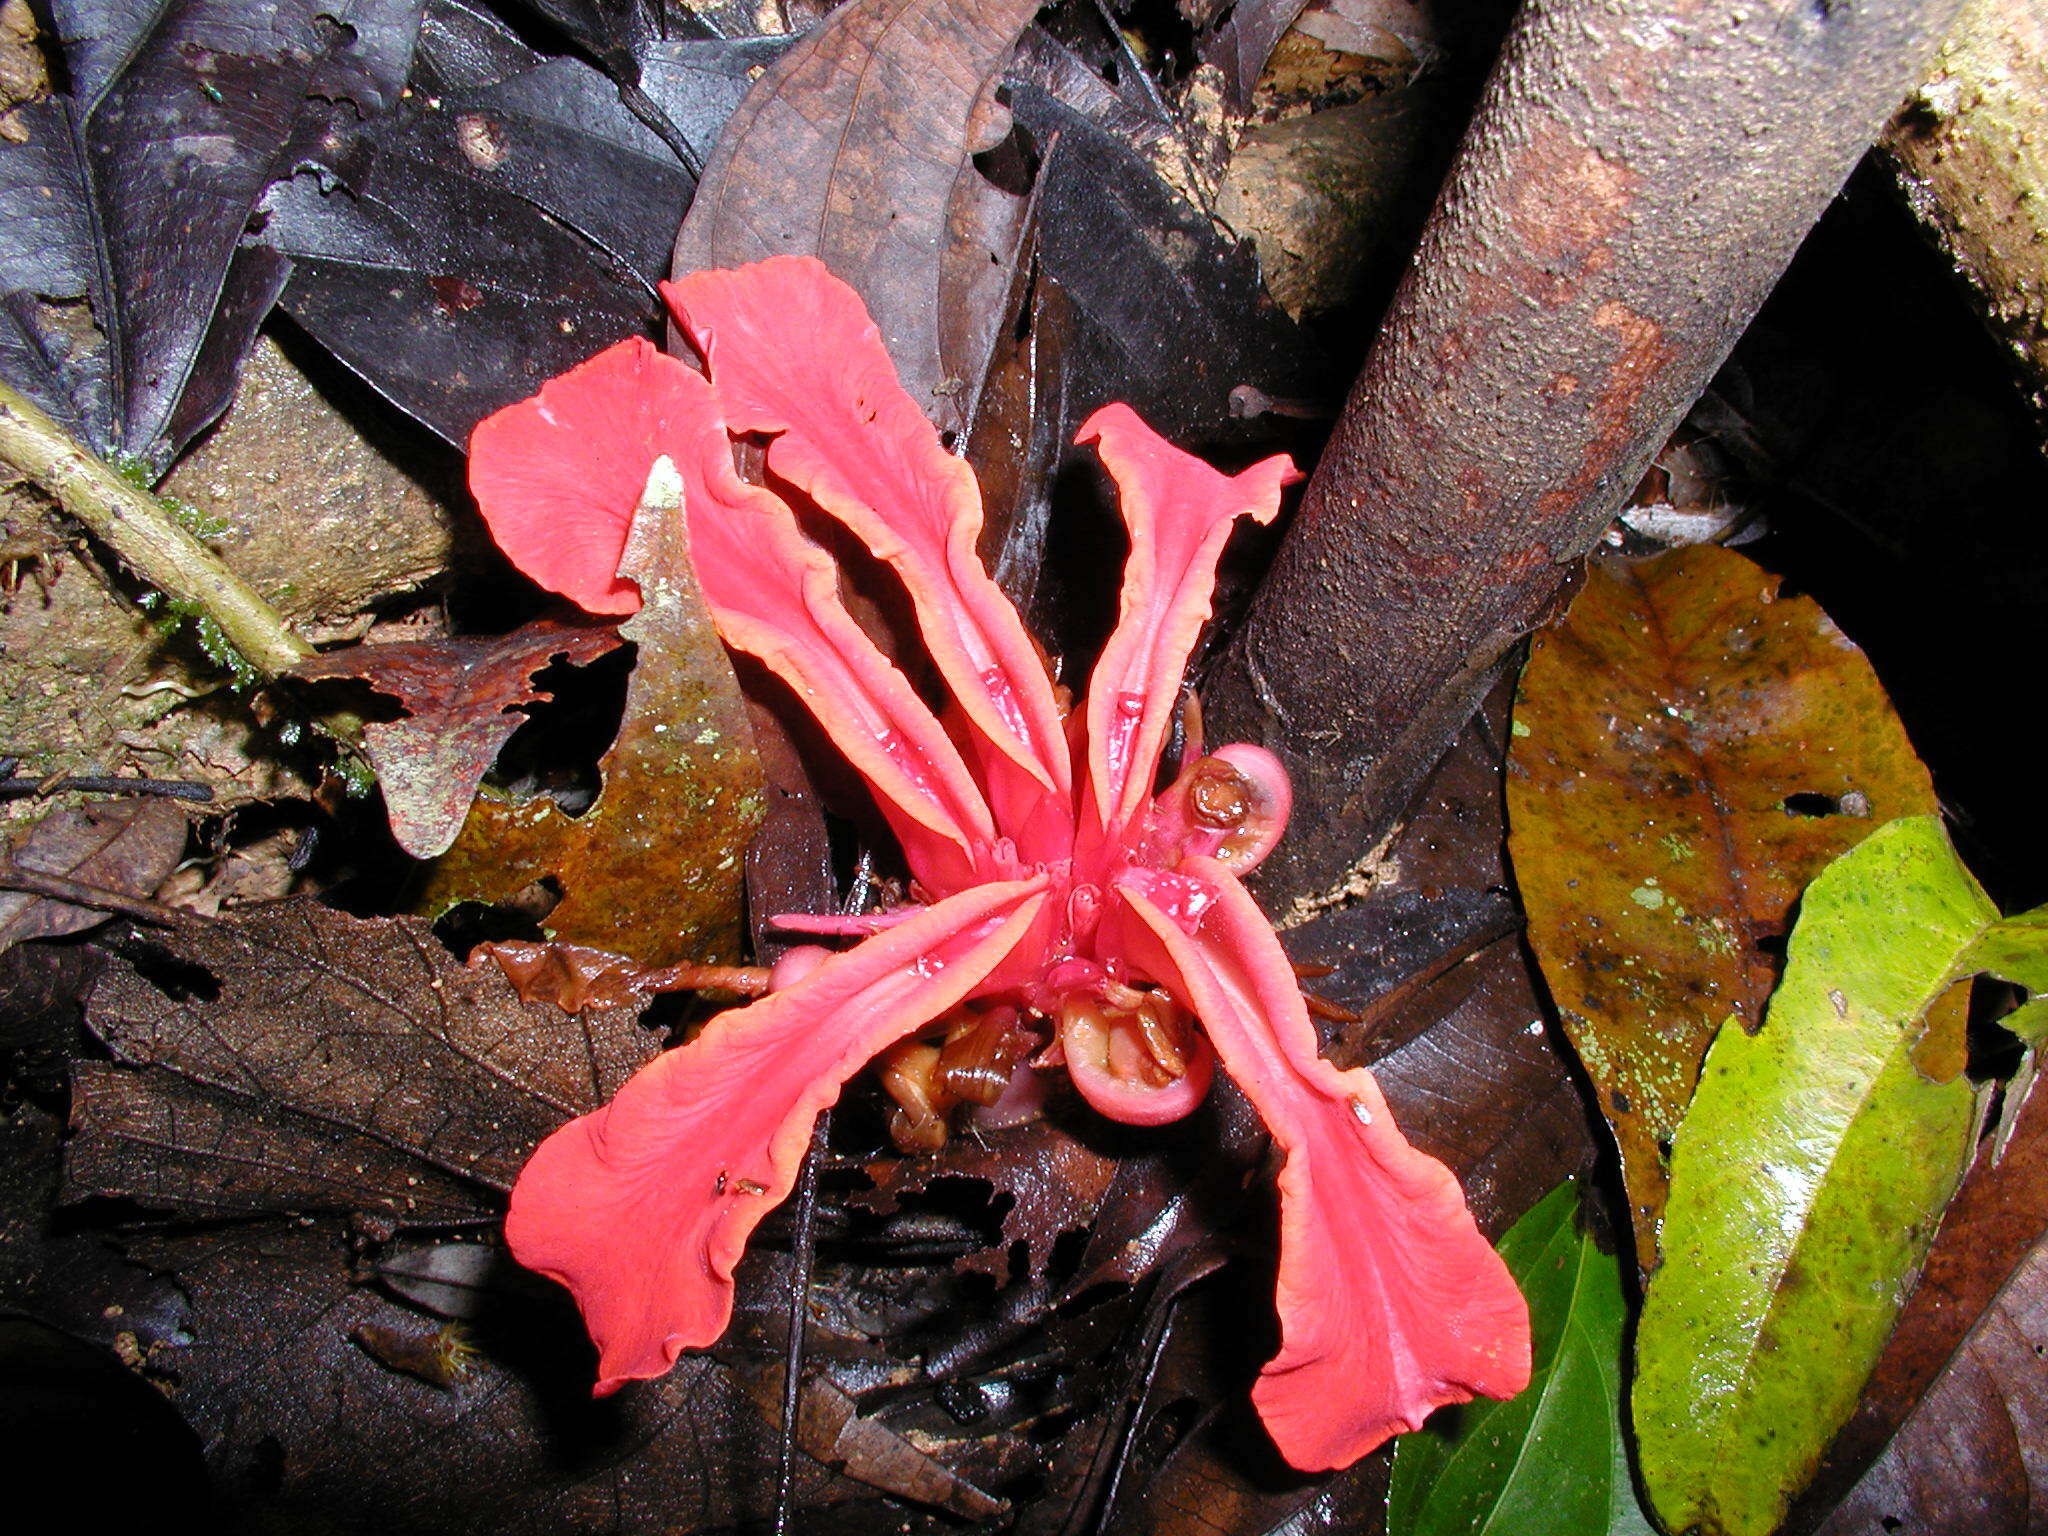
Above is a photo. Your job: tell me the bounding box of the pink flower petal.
[506,875,1050,1392]
[1114,860,1530,1471]
[470,330,995,876]
[1076,405,1298,839]
[467,337,701,616]
[655,371,998,879]
[664,258,1072,813]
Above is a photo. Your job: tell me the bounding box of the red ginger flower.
[469,255,1529,1471]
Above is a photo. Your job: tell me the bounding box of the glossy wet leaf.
[291,620,625,858]
[1388,1181,1654,1536]
[1506,546,1937,1262]
[0,96,111,449]
[418,464,762,965]
[971,62,1326,650]
[65,898,659,1218]
[1633,816,2043,1536]
[24,0,423,458]
[264,29,773,445]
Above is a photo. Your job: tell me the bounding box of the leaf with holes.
[290,620,625,859]
[17,0,422,459]
[64,898,659,1220]
[416,460,762,966]
[1388,1181,1654,1536]
[1633,816,2048,1536]
[1506,545,1937,1264]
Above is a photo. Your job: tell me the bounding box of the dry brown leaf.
[124,1222,908,1536]
[0,797,187,948]
[65,898,659,1219]
[291,620,625,858]
[1815,1233,2048,1536]
[670,0,1040,435]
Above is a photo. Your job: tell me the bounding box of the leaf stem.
[0,377,313,679]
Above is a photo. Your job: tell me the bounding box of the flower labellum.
[470,255,1530,1471]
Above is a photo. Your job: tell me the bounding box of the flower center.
[1056,985,1194,1090]
[875,1004,1040,1152]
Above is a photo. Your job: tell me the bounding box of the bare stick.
[1,775,215,803]
[0,378,312,679]
[0,863,194,927]
[1203,0,1966,902]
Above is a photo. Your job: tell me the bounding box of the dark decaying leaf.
[859,1103,1140,1282]
[64,898,659,1219]
[1814,1229,2048,1536]
[264,24,774,446]
[1299,702,1595,1238]
[1507,546,1938,1261]
[290,619,625,858]
[410,0,543,92]
[0,798,188,948]
[114,1221,940,1536]
[727,1362,1008,1520]
[501,0,674,83]
[0,97,113,449]
[1198,0,1313,109]
[670,0,1042,436]
[971,63,1329,654]
[0,937,103,1076]
[30,0,424,458]
[1790,1074,2048,1531]
[418,452,763,966]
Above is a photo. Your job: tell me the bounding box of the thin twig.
[771,851,872,1534]
[0,863,195,926]
[0,380,313,679]
[1,774,215,803]
[772,1109,828,1535]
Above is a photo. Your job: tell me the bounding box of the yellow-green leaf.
[1635,817,2005,1536]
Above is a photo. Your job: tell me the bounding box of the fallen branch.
[0,377,312,681]
[0,861,196,927]
[1204,0,1966,903]
[1883,0,2048,433]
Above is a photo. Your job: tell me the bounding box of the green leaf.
[1388,1182,1655,1536]
[1634,816,2018,1536]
